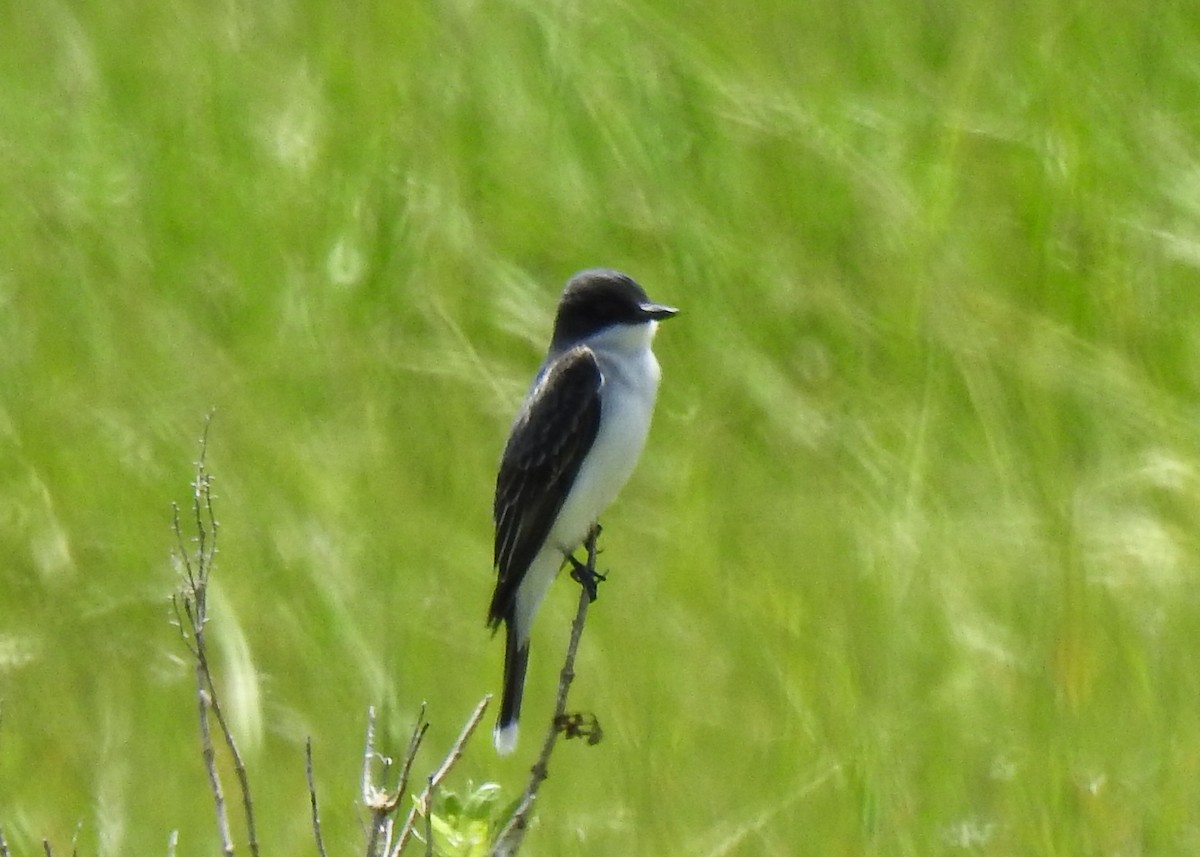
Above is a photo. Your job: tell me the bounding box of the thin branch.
[171,500,195,586]
[421,696,491,799]
[42,841,53,857]
[173,414,260,857]
[388,705,431,813]
[488,529,601,857]
[203,671,259,857]
[361,706,378,807]
[196,676,232,856]
[423,775,434,857]
[365,705,429,857]
[170,592,198,658]
[306,739,329,857]
[390,695,491,857]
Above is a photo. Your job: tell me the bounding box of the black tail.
[494,620,529,755]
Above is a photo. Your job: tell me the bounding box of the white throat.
[580,320,658,358]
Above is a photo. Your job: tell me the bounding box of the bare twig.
[360,696,491,857]
[488,529,601,857]
[389,705,432,814]
[360,707,395,857]
[361,706,378,806]
[307,739,329,857]
[364,704,429,857]
[193,672,232,856]
[423,776,434,857]
[42,840,53,857]
[390,695,491,857]
[206,677,259,857]
[173,414,260,857]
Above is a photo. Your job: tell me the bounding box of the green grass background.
[4,0,1200,854]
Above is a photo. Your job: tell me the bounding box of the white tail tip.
[494,722,519,756]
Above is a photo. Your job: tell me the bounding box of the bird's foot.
[567,553,606,602]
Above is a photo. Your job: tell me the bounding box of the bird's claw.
[567,553,606,602]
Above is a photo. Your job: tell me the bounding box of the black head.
[550,269,678,349]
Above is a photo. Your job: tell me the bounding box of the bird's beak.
[640,302,679,321]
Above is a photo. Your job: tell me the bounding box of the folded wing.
[488,346,603,628]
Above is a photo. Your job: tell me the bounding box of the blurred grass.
[3,0,1200,854]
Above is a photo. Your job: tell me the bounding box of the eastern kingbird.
[487,269,678,755]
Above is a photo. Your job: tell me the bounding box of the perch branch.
[489,528,602,857]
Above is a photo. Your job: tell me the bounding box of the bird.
[487,268,678,755]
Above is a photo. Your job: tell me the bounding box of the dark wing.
[488,346,602,628]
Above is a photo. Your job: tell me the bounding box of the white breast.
[546,322,662,554]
